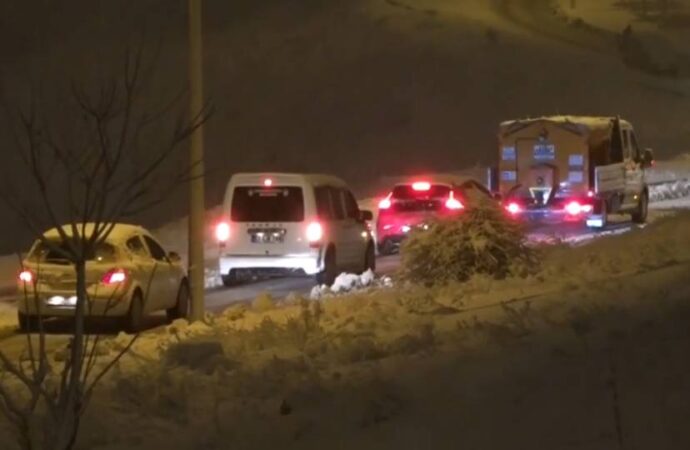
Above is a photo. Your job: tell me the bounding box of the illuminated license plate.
[45,295,77,307]
[249,229,286,244]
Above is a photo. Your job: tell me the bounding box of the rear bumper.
[219,251,322,276]
[511,208,587,224]
[17,291,131,317]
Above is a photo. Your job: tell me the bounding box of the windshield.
[231,186,305,222]
[386,184,452,213]
[29,240,117,264]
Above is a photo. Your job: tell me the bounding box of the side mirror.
[642,148,655,168]
[358,210,374,222]
[168,251,182,263]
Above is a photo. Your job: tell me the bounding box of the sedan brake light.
[445,192,464,210]
[102,269,127,285]
[18,270,34,283]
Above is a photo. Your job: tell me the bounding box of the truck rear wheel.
[631,190,648,224]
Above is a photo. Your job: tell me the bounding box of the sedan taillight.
[18,270,34,283]
[102,269,127,285]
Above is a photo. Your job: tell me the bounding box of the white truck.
[496,116,654,227]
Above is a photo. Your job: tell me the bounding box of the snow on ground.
[309,269,393,300]
[2,212,690,449]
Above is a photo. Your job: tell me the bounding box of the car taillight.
[378,194,392,210]
[306,222,323,243]
[565,201,582,216]
[102,269,127,285]
[215,222,230,242]
[506,202,521,215]
[445,192,464,210]
[18,270,34,283]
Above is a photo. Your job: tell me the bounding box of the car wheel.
[631,190,648,224]
[377,239,394,256]
[316,247,337,286]
[123,290,144,333]
[221,269,239,287]
[363,243,376,273]
[167,282,189,322]
[17,311,37,333]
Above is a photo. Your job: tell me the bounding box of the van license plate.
[249,228,285,244]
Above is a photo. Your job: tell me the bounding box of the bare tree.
[0,45,212,450]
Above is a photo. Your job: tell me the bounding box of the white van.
[216,173,376,286]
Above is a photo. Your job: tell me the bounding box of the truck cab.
[496,116,653,227]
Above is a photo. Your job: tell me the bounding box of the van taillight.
[215,222,230,242]
[306,222,323,243]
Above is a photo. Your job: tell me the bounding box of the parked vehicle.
[17,224,188,332]
[376,175,494,255]
[215,173,375,286]
[496,116,654,227]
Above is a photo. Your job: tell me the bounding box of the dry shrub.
[399,194,538,285]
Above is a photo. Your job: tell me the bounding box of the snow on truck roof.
[229,172,348,187]
[42,223,148,243]
[499,115,632,132]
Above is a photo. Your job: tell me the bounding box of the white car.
[17,224,189,332]
[215,173,376,286]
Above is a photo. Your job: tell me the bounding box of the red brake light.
[378,194,392,210]
[102,269,127,285]
[565,201,582,216]
[587,190,594,198]
[18,270,33,283]
[306,222,323,243]
[264,178,273,187]
[215,222,230,242]
[506,202,521,215]
[445,192,464,210]
[412,181,431,191]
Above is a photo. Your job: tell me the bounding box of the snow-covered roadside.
[2,211,688,449]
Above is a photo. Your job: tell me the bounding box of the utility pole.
[188,0,205,321]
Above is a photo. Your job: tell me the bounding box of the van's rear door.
[227,185,307,256]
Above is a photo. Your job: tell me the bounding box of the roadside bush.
[399,194,538,285]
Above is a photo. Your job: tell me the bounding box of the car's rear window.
[388,184,451,213]
[231,186,305,222]
[29,240,117,264]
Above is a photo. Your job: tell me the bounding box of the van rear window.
[231,186,305,222]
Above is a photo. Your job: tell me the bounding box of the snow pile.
[649,178,690,203]
[400,194,538,285]
[309,270,392,299]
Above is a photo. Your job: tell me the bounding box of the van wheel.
[363,243,376,273]
[221,269,239,287]
[123,291,144,333]
[316,247,337,286]
[631,190,648,224]
[167,282,189,322]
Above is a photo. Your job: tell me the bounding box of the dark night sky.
[1,0,689,253]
